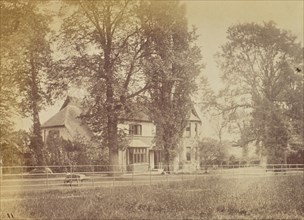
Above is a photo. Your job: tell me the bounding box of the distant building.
[41,96,201,172]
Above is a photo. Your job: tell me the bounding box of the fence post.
[0,159,2,218]
[71,165,73,187]
[150,168,151,186]
[47,167,49,189]
[113,166,115,187]
[132,169,134,186]
[182,166,184,183]
[167,170,169,185]
[92,166,95,187]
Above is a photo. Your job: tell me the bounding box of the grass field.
[2,175,304,219]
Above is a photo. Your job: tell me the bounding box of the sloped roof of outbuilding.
[41,107,68,128]
[41,96,93,140]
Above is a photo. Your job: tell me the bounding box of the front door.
[154,150,163,169]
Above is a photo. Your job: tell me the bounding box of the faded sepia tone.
[1,0,303,219]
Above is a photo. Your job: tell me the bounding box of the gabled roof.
[41,107,68,128]
[120,105,152,122]
[41,96,93,140]
[60,96,82,111]
[122,104,201,123]
[42,96,201,141]
[189,106,201,123]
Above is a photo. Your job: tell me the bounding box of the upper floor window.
[195,147,198,160]
[185,123,191,137]
[195,123,198,136]
[129,124,142,135]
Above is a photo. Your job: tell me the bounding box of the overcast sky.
[184,0,303,90]
[183,0,303,138]
[16,0,304,136]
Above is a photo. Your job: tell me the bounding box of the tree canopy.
[216,22,303,163]
[139,1,202,169]
[56,0,153,170]
[1,0,54,165]
[54,0,202,170]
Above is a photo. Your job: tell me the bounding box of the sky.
[184,0,303,90]
[184,0,304,138]
[15,0,304,138]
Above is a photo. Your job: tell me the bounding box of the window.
[129,148,147,164]
[48,130,60,139]
[186,147,191,161]
[195,123,198,136]
[185,123,191,137]
[129,124,142,135]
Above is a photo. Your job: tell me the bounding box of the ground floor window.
[128,148,147,164]
[186,147,191,161]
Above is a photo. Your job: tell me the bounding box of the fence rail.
[0,164,303,194]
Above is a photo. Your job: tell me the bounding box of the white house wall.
[41,113,201,172]
[118,120,201,172]
[118,121,155,137]
[180,137,200,172]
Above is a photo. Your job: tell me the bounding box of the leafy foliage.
[197,138,228,168]
[0,0,55,165]
[45,133,105,171]
[56,1,152,169]
[216,22,303,163]
[0,130,32,166]
[139,1,202,167]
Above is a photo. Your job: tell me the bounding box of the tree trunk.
[107,112,120,176]
[31,109,44,166]
[164,149,171,172]
[109,148,119,175]
[103,3,120,175]
[30,55,44,166]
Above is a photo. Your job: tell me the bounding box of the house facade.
[41,97,201,172]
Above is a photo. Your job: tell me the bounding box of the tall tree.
[139,1,202,170]
[0,0,24,161]
[1,1,53,165]
[216,22,303,163]
[57,1,151,171]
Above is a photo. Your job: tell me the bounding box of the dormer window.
[129,124,142,136]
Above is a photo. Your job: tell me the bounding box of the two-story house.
[41,96,201,172]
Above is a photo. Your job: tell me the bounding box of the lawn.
[2,175,304,219]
